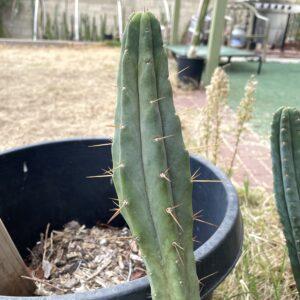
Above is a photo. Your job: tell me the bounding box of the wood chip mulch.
[25,221,146,296]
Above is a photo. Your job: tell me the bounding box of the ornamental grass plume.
[227,75,257,176]
[204,67,229,163]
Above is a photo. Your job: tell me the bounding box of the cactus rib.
[112,12,199,300]
[271,107,300,291]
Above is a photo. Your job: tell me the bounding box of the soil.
[25,221,146,296]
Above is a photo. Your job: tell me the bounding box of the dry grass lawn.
[0,44,119,151]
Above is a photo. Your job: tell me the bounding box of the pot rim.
[176,54,205,61]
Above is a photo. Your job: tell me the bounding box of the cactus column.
[271,107,300,292]
[112,12,200,300]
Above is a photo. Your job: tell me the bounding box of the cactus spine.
[271,107,300,292]
[112,12,200,300]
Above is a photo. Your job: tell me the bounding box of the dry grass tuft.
[227,76,257,176]
[214,184,298,300]
[204,67,229,164]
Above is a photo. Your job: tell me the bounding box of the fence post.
[74,0,79,41]
[203,0,228,85]
[171,0,181,44]
[33,0,39,41]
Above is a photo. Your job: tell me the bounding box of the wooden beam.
[188,0,211,58]
[203,0,228,86]
[0,219,35,295]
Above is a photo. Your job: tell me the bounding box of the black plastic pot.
[176,55,205,87]
[0,138,243,300]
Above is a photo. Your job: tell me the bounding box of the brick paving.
[174,89,273,191]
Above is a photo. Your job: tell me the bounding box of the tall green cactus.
[112,12,200,300]
[271,107,300,292]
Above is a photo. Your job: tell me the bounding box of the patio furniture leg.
[257,56,262,75]
[220,56,231,68]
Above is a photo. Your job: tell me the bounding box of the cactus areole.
[112,12,200,300]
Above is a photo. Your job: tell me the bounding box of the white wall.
[2,0,200,39]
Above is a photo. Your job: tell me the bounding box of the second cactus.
[271,107,300,292]
[112,12,200,300]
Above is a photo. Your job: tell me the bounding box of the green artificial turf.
[226,61,300,138]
